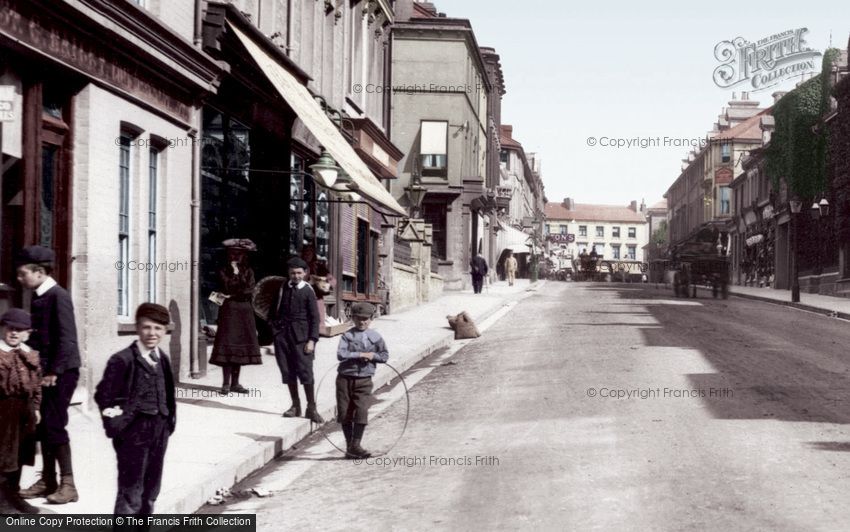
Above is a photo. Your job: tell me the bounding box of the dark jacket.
[470,256,488,277]
[94,342,176,439]
[270,282,319,343]
[29,283,80,375]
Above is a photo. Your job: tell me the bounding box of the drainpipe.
[189,122,202,378]
[194,0,204,46]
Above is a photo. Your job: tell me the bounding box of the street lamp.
[405,173,427,218]
[819,198,830,216]
[309,150,341,188]
[789,198,802,303]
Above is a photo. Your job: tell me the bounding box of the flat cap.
[15,245,55,266]
[0,308,32,329]
[350,302,376,318]
[222,238,257,251]
[135,303,170,325]
[287,257,308,270]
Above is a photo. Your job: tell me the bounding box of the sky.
[437,0,847,207]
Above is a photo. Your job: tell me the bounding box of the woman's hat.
[222,238,257,251]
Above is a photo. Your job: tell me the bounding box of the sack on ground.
[446,311,480,339]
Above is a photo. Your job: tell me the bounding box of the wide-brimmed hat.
[222,238,257,251]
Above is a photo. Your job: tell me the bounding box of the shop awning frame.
[227,22,407,217]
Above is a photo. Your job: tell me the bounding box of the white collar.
[0,340,31,352]
[288,280,308,289]
[135,340,160,365]
[35,276,58,296]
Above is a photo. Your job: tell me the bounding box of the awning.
[497,222,532,254]
[228,23,407,217]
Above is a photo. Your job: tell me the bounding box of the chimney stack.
[640,198,646,214]
[562,197,575,210]
[629,200,637,212]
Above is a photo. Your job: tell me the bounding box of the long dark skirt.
[0,397,37,473]
[210,299,262,366]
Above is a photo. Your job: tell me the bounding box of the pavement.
[20,278,538,515]
[651,281,850,320]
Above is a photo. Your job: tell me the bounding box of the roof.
[713,108,771,141]
[647,199,667,211]
[545,202,647,223]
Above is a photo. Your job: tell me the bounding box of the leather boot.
[303,383,324,423]
[282,382,301,417]
[347,439,371,459]
[20,445,57,499]
[341,422,353,454]
[46,474,78,504]
[4,470,39,514]
[18,477,56,499]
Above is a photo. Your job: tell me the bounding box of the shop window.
[420,121,448,177]
[289,155,330,262]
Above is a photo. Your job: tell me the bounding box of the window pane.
[316,190,330,261]
[40,145,58,249]
[357,219,368,294]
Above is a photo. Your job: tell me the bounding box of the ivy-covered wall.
[765,48,841,199]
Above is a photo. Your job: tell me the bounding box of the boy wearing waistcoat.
[94,303,176,515]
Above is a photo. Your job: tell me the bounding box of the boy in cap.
[15,245,80,504]
[271,257,323,423]
[0,309,42,514]
[336,302,389,459]
[94,303,176,515]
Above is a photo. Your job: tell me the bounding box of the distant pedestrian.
[470,253,488,294]
[0,309,41,514]
[94,303,176,516]
[270,257,323,423]
[15,246,80,505]
[336,302,388,459]
[209,238,262,395]
[505,252,518,286]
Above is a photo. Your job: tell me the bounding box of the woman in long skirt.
[210,239,262,394]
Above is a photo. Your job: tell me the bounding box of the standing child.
[94,303,176,515]
[335,302,388,459]
[15,246,80,505]
[0,309,42,514]
[271,257,323,423]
